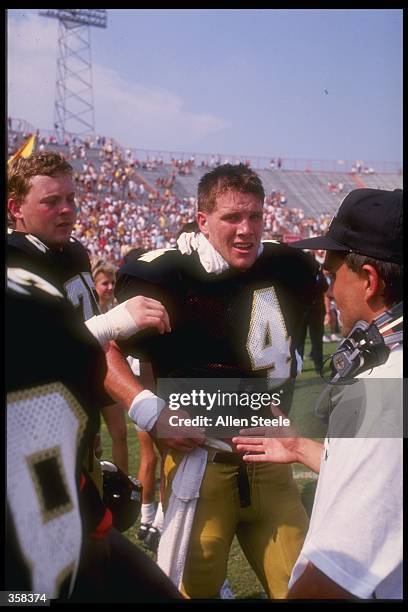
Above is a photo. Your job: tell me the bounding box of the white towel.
[157,446,208,587]
[157,439,233,588]
[177,231,229,274]
[176,231,264,275]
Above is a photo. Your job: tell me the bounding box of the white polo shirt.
[289,346,403,599]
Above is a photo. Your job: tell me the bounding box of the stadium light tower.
[39,9,107,143]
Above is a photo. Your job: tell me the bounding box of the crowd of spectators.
[71,153,333,265]
[7,125,335,266]
[68,139,197,262]
[263,191,331,242]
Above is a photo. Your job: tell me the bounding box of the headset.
[322,302,403,384]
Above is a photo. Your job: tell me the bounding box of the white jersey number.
[246,287,291,388]
[7,383,88,598]
[64,272,97,321]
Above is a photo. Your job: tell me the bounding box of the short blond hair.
[8,151,73,200]
[7,152,73,226]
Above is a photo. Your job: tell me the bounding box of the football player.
[7,151,170,491]
[109,164,319,598]
[6,266,181,602]
[6,152,175,600]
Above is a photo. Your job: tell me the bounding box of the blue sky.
[8,9,402,163]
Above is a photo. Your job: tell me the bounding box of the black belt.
[209,451,251,508]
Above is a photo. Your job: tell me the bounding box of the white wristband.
[128,390,166,432]
[85,300,139,346]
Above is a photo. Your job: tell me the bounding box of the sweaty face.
[94,272,115,305]
[197,190,264,270]
[324,252,367,337]
[13,174,76,248]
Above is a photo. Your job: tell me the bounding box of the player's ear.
[197,211,209,238]
[8,198,24,221]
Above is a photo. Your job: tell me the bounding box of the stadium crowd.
[52,139,331,265]
[8,126,333,265]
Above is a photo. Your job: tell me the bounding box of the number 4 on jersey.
[246,287,291,386]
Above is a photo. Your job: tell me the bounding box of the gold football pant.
[163,450,309,599]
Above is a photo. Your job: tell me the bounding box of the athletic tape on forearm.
[128,390,166,432]
[85,300,139,346]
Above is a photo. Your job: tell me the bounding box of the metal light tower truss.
[39,10,107,142]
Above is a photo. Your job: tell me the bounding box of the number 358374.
[8,593,48,603]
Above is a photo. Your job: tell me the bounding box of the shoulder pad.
[118,248,184,285]
[260,241,318,282]
[137,248,177,263]
[8,231,49,255]
[69,235,85,248]
[67,236,89,254]
[64,238,92,267]
[262,240,316,263]
[7,267,64,299]
[262,239,282,245]
[261,240,296,259]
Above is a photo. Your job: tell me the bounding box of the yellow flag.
[8,134,36,165]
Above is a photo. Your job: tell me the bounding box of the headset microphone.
[322,302,403,384]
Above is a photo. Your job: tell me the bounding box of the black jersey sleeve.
[115,249,185,361]
[116,249,181,302]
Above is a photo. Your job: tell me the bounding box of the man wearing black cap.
[234,188,403,599]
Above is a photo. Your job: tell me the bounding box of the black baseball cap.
[290,188,402,264]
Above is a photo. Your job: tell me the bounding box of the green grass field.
[99,334,337,598]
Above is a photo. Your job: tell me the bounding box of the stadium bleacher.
[355,172,403,191]
[7,120,402,264]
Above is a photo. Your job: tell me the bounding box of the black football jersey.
[116,241,318,416]
[6,267,107,598]
[7,230,100,322]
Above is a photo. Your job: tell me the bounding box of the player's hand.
[232,405,299,464]
[125,296,171,335]
[150,407,206,453]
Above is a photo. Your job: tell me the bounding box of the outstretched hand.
[232,404,300,464]
[232,433,300,464]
